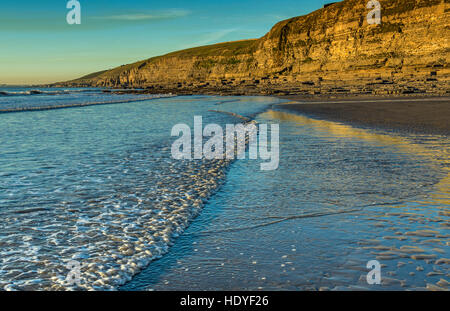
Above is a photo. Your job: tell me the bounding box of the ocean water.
[0,88,448,291]
[122,110,449,291]
[0,88,280,290]
[0,87,169,112]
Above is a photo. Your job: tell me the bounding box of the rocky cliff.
[58,0,449,96]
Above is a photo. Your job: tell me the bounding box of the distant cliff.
[57,0,449,95]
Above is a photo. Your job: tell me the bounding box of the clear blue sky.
[0,0,331,84]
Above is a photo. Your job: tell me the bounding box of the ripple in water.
[0,94,280,290]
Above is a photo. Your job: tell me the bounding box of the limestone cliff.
[59,0,449,95]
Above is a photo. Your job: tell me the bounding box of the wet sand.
[276,96,450,135]
[122,108,449,291]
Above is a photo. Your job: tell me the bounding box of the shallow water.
[0,92,448,291]
[122,110,449,291]
[0,91,280,290]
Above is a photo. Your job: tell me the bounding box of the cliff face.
[62,0,449,95]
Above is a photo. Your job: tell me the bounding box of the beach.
[123,103,450,291]
[1,0,449,296]
[276,96,450,135]
[0,88,448,291]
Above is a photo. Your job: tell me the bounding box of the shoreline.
[274,95,450,136]
[6,85,450,135]
[120,96,450,291]
[98,89,450,136]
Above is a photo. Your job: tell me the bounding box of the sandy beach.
[276,96,450,136]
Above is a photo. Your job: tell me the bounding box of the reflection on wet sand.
[265,109,449,203]
[264,110,449,290]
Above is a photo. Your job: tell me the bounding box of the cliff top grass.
[72,39,258,82]
[161,39,258,58]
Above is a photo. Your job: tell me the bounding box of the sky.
[0,0,332,85]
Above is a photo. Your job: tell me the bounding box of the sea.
[0,86,448,290]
